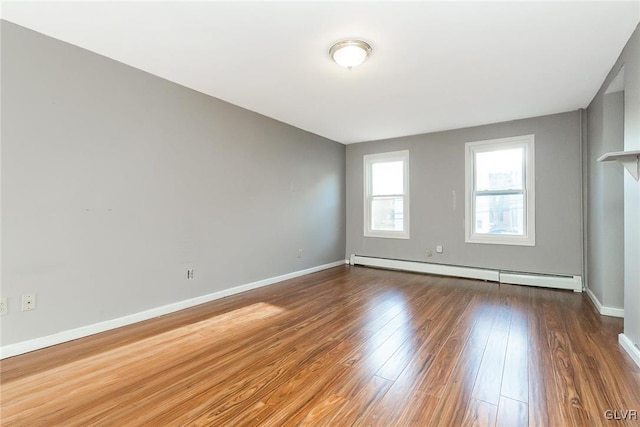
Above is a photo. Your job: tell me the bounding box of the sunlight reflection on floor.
[364,293,413,375]
[5,302,286,387]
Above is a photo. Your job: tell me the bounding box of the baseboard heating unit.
[349,254,583,292]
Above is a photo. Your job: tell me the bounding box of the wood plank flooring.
[2,265,640,426]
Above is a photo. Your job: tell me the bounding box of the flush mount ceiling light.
[329,40,372,70]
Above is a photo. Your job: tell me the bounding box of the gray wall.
[0,21,346,346]
[587,24,640,348]
[346,111,583,276]
[586,91,624,308]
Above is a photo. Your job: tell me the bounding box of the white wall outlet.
[22,293,36,311]
[436,245,443,254]
[426,250,433,257]
[187,269,194,279]
[0,297,7,315]
[298,249,303,258]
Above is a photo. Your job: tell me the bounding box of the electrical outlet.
[22,294,35,311]
[0,297,7,315]
[436,245,443,254]
[298,249,303,258]
[187,269,194,279]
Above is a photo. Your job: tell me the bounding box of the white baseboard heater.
[349,254,583,292]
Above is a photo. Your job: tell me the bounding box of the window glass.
[474,193,524,235]
[475,148,523,191]
[371,196,405,231]
[465,135,534,246]
[364,151,409,239]
[372,161,404,195]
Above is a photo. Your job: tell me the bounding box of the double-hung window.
[465,135,535,246]
[364,150,409,239]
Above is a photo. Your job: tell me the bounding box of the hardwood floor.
[2,265,639,426]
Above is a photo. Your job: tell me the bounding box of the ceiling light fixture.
[329,40,372,70]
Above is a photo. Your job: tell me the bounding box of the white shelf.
[598,150,640,181]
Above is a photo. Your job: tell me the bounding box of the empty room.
[1,1,640,426]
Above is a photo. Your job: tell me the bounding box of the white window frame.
[465,135,535,246]
[364,150,410,239]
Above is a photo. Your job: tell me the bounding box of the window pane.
[474,193,524,235]
[372,161,404,195]
[475,148,523,191]
[371,196,404,231]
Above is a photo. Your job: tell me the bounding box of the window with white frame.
[465,135,535,246]
[364,150,409,239]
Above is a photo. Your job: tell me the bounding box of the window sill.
[466,235,535,246]
[364,231,410,240]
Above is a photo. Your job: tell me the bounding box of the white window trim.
[465,135,535,246]
[364,150,410,239]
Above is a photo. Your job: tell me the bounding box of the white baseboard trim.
[349,254,582,292]
[499,272,583,292]
[619,333,640,369]
[586,287,624,318]
[0,260,346,359]
[349,254,499,281]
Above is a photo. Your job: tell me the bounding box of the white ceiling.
[2,1,639,144]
